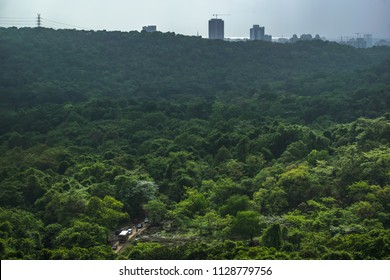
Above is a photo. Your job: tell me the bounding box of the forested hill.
[0,27,389,102]
[1,27,390,128]
[0,28,390,260]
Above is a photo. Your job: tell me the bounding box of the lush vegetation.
[0,27,389,259]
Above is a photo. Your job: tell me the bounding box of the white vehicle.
[118,230,130,243]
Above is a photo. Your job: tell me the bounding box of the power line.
[0,17,35,24]
[0,16,37,28]
[43,17,92,30]
[0,23,36,26]
[0,21,35,25]
[0,15,94,30]
[0,19,35,22]
[0,22,36,25]
[0,16,32,19]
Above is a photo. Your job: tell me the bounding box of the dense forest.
[0,27,390,260]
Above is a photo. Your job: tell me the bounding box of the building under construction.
[340,34,373,48]
[209,18,224,40]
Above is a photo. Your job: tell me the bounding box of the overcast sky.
[1,0,390,39]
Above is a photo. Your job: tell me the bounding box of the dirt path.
[114,225,149,254]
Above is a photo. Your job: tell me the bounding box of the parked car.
[136,223,142,229]
[127,228,132,234]
[112,245,117,250]
[144,218,149,224]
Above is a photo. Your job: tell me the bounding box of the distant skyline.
[1,0,390,39]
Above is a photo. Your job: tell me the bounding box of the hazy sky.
[1,0,390,39]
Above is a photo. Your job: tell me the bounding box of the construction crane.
[213,14,230,19]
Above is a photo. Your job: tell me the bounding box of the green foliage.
[230,211,266,241]
[114,173,158,215]
[143,199,168,225]
[219,195,251,216]
[192,211,227,236]
[253,187,289,215]
[48,245,115,260]
[54,220,107,248]
[172,188,209,221]
[278,164,312,207]
[35,182,88,225]
[0,28,389,259]
[86,196,129,229]
[262,223,283,249]
[0,208,44,259]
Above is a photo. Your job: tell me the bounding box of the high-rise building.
[250,25,265,40]
[364,34,373,48]
[209,18,224,40]
[142,25,157,33]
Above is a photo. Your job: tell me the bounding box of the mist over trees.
[0,27,389,259]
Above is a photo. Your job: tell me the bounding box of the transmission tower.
[37,13,41,28]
